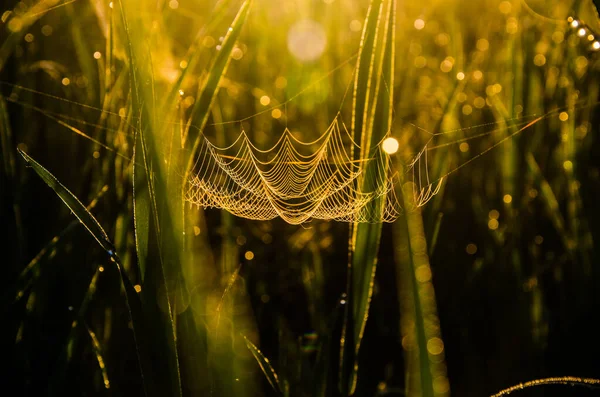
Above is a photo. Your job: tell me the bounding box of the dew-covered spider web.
[2,43,590,228]
[184,114,438,225]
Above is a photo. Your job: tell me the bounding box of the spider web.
[185,115,415,225]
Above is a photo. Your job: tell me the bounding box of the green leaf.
[17,149,155,396]
[86,323,111,391]
[393,181,449,397]
[183,0,253,175]
[118,0,183,395]
[10,185,109,306]
[243,334,283,395]
[341,0,395,394]
[17,149,115,255]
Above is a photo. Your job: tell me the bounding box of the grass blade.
[526,153,572,254]
[118,0,183,394]
[86,324,111,391]
[243,334,283,395]
[118,2,253,396]
[17,149,156,396]
[183,0,253,175]
[341,0,395,394]
[394,181,449,397]
[9,185,109,305]
[17,149,115,255]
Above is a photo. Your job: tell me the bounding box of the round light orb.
[287,19,327,62]
[382,137,399,154]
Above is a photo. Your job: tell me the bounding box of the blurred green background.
[2,0,600,396]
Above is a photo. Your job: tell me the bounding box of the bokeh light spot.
[499,1,512,14]
[533,54,546,66]
[414,19,425,30]
[349,19,362,32]
[466,243,478,255]
[41,25,53,36]
[427,337,444,355]
[287,19,327,62]
[476,38,489,51]
[382,137,399,154]
[231,47,243,60]
[260,95,271,106]
[488,219,499,230]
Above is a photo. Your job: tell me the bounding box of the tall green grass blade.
[17,149,154,396]
[341,0,395,394]
[49,270,101,395]
[0,94,22,269]
[86,324,111,391]
[18,149,115,255]
[118,0,183,395]
[183,0,253,171]
[10,185,109,305]
[428,212,444,257]
[314,299,346,397]
[394,181,449,397]
[119,2,252,396]
[161,0,234,115]
[349,0,384,163]
[243,334,283,395]
[526,153,572,254]
[0,96,15,182]
[66,3,98,103]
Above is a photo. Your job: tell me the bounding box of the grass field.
[2,0,600,396]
